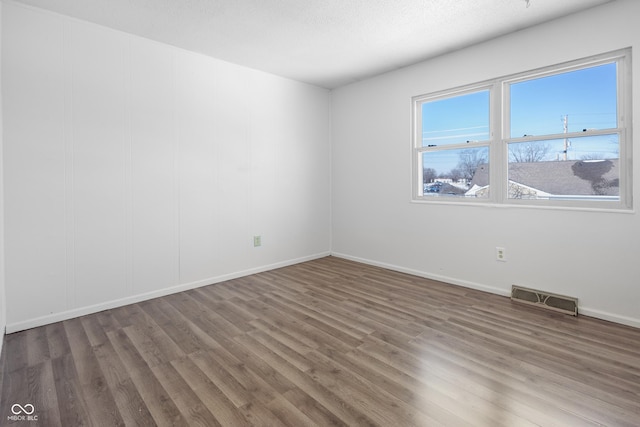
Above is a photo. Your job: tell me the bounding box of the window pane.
[510,63,617,138]
[507,135,619,200]
[422,147,489,198]
[421,90,489,147]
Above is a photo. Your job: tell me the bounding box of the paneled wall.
[2,3,331,331]
[0,2,6,349]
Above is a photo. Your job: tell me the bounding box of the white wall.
[3,0,639,334]
[332,0,640,327]
[0,1,6,354]
[2,3,331,332]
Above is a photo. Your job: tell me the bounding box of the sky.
[421,62,618,175]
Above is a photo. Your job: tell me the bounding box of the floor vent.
[511,285,578,316]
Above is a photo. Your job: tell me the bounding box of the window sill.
[410,198,634,214]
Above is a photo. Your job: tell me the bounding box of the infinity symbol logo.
[11,404,35,415]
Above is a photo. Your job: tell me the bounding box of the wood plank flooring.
[1,256,639,426]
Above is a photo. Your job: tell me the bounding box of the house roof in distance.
[470,159,619,196]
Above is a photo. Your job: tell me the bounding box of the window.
[412,49,632,209]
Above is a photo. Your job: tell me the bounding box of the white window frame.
[411,48,632,210]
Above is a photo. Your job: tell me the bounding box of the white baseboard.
[331,252,511,297]
[7,251,639,332]
[0,325,4,359]
[330,252,640,329]
[577,307,640,329]
[5,251,330,333]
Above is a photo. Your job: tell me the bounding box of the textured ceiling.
[11,0,613,88]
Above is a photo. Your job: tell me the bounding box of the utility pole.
[562,114,569,161]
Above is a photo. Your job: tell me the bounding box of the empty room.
[1,0,639,425]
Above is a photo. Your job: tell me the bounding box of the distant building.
[466,159,619,199]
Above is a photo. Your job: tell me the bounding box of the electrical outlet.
[496,247,506,262]
[253,235,262,247]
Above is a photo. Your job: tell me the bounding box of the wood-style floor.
[1,256,639,426]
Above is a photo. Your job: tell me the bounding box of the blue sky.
[421,62,618,175]
[422,90,489,147]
